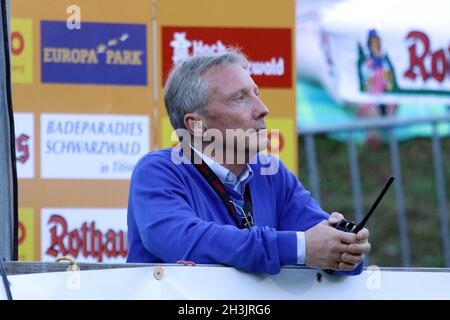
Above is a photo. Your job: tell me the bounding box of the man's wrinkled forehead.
[202,62,255,97]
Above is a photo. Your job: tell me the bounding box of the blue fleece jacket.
[127,148,362,275]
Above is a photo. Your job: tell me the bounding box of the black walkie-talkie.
[325,175,395,274]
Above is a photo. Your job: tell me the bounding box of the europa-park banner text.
[10,0,297,262]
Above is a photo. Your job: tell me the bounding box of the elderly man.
[127,49,370,275]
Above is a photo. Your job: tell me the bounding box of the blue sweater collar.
[190,145,254,194]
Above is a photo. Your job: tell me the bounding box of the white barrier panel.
[2,265,450,300]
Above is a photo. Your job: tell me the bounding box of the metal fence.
[298,114,450,267]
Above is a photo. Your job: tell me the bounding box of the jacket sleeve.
[276,159,363,276]
[128,154,298,275]
[276,159,329,231]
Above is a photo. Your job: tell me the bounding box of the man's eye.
[235,95,246,101]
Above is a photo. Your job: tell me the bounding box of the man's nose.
[254,96,269,119]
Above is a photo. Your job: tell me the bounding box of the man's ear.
[184,113,208,136]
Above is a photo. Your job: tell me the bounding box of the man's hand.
[305,212,371,271]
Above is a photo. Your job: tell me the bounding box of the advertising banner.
[40,114,149,179]
[41,208,127,263]
[41,21,147,85]
[320,0,450,105]
[11,0,153,261]
[11,18,33,84]
[13,113,34,179]
[161,27,292,88]
[18,208,36,261]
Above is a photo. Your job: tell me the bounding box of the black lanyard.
[190,149,254,229]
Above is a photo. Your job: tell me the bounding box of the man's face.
[200,63,269,161]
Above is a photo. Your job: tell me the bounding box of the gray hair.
[164,48,248,130]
